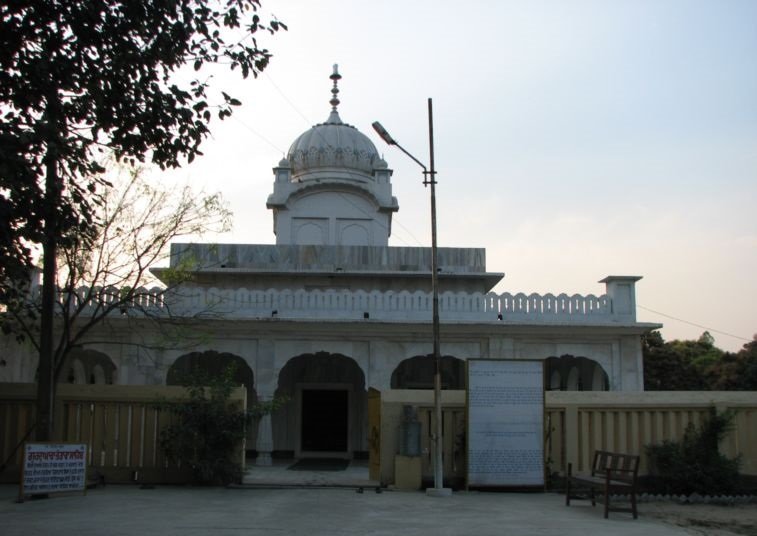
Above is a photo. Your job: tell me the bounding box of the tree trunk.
[35,86,61,442]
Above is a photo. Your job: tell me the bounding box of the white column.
[255,393,274,466]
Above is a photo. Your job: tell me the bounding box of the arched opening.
[60,349,116,384]
[549,369,561,391]
[390,355,465,390]
[66,359,87,384]
[544,355,609,391]
[91,364,106,385]
[166,351,254,392]
[566,367,580,391]
[592,362,608,391]
[167,351,257,449]
[275,352,366,459]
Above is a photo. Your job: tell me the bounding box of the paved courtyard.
[1,483,706,536]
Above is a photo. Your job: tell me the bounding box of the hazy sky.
[154,0,757,352]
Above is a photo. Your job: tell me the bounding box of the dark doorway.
[301,389,349,452]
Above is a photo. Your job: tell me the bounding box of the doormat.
[287,458,350,471]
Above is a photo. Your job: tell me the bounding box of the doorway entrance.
[275,352,366,459]
[301,389,349,453]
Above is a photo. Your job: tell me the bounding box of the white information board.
[21,443,87,497]
[466,359,544,488]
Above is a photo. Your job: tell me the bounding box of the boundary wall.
[3,386,754,486]
[0,384,247,484]
[380,390,757,486]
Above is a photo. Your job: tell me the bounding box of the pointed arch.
[391,355,465,390]
[166,351,255,399]
[544,355,609,391]
[60,349,115,384]
[274,352,366,457]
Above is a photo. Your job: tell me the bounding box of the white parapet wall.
[49,274,643,325]
[62,286,643,325]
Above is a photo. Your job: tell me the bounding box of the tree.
[4,165,232,435]
[0,1,285,439]
[643,331,708,390]
[706,336,757,390]
[643,330,757,390]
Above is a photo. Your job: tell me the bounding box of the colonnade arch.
[166,350,257,448]
[165,350,255,395]
[273,352,366,459]
[60,349,116,385]
[390,355,465,390]
[545,355,608,391]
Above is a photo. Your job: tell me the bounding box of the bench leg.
[603,480,610,519]
[565,464,571,506]
[631,490,638,519]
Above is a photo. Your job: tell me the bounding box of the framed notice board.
[466,359,545,489]
[20,443,87,500]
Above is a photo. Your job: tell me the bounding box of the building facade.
[1,68,658,464]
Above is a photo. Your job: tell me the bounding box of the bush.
[645,408,741,496]
[159,364,280,485]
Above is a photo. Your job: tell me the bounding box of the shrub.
[159,364,280,485]
[645,408,741,496]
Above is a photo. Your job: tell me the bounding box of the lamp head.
[372,121,397,145]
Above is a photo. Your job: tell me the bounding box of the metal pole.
[373,105,450,495]
[427,97,447,494]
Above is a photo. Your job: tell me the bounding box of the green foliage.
[645,408,741,495]
[643,331,709,390]
[159,364,283,485]
[0,0,284,312]
[643,330,757,390]
[159,365,247,485]
[706,338,757,391]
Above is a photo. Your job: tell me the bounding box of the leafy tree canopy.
[0,0,285,302]
[643,331,757,390]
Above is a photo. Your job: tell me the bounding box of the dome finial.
[329,64,341,112]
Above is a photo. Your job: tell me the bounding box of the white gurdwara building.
[1,67,657,464]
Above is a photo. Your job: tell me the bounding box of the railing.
[59,285,166,311]
[51,286,618,323]
[170,287,613,323]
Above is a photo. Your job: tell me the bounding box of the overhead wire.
[637,304,751,343]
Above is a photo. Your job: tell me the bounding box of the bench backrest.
[590,450,640,483]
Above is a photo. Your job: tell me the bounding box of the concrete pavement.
[1,483,694,536]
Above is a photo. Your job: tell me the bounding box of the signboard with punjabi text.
[466,359,545,488]
[21,443,87,498]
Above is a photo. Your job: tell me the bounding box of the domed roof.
[287,111,379,177]
[286,65,379,178]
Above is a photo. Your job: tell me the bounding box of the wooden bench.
[565,450,640,519]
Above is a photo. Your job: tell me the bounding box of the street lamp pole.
[373,98,450,496]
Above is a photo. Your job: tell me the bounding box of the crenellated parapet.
[58,277,642,325]
[170,288,615,323]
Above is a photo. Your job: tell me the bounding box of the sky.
[152,0,757,352]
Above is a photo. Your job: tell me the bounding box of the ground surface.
[2,484,756,536]
[640,502,757,536]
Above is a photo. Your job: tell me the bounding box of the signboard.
[21,443,87,498]
[466,359,544,488]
